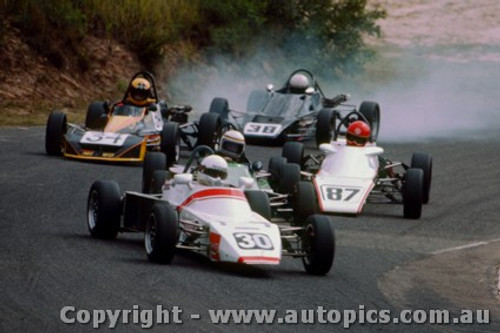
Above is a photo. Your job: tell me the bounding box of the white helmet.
[219,130,245,159]
[197,155,228,186]
[289,73,310,93]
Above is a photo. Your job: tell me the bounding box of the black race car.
[207,69,380,146]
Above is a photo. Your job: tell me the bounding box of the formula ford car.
[87,146,336,275]
[279,111,433,220]
[207,68,380,146]
[45,71,221,164]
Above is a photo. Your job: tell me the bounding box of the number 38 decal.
[233,233,274,250]
[320,185,361,201]
[243,123,281,136]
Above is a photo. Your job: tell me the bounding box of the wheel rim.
[174,136,180,162]
[145,214,157,254]
[87,190,99,230]
[302,224,314,265]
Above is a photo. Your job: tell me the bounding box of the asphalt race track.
[1,126,499,332]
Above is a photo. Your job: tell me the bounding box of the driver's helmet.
[346,120,371,147]
[127,77,152,106]
[289,73,310,93]
[218,130,245,160]
[197,154,228,186]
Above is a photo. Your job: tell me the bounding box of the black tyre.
[315,109,335,147]
[143,152,167,193]
[246,90,268,112]
[152,170,168,194]
[161,122,180,167]
[87,180,122,239]
[209,97,229,122]
[45,111,67,156]
[245,190,272,220]
[302,214,335,275]
[291,181,318,224]
[196,112,221,148]
[359,101,380,142]
[278,163,301,194]
[282,142,304,169]
[411,152,432,204]
[268,156,286,191]
[403,168,424,219]
[145,202,178,264]
[85,101,107,129]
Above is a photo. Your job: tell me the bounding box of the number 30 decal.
[233,233,274,250]
[321,186,361,201]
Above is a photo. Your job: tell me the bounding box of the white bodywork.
[162,174,282,265]
[314,139,384,215]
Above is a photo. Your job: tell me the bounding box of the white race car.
[281,127,432,220]
[86,148,336,275]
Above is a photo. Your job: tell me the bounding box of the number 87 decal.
[321,185,361,201]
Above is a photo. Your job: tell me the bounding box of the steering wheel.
[183,145,215,173]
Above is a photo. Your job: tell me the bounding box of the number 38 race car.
[87,147,336,275]
[45,71,220,164]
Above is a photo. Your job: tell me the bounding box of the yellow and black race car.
[45,71,221,165]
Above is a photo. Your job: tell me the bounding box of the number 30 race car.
[87,147,336,275]
[45,71,220,164]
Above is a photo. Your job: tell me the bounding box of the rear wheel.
[302,215,335,275]
[209,97,229,123]
[161,122,180,167]
[143,152,167,193]
[245,191,271,220]
[85,101,107,129]
[403,168,424,219]
[152,170,168,194]
[282,142,304,169]
[359,101,380,142]
[87,180,122,239]
[411,153,432,204]
[45,111,67,156]
[145,202,178,264]
[315,109,335,146]
[196,113,221,148]
[268,156,286,191]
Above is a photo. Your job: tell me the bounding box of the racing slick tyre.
[152,170,168,194]
[209,97,229,123]
[268,156,286,192]
[403,168,424,219]
[279,163,301,194]
[315,109,335,147]
[246,90,269,112]
[145,202,179,264]
[85,101,107,129]
[359,101,380,142]
[245,190,272,220]
[143,152,167,193]
[161,122,180,167]
[411,153,432,204]
[87,180,122,239]
[196,112,221,149]
[302,214,335,275]
[282,142,304,169]
[291,181,318,225]
[45,111,67,156]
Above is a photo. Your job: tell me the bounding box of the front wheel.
[411,153,432,204]
[315,109,335,147]
[45,111,67,156]
[87,180,122,239]
[196,113,221,148]
[302,215,335,275]
[359,101,380,142]
[143,152,167,193]
[403,168,424,219]
[282,141,304,169]
[291,181,318,224]
[209,97,229,122]
[161,122,180,167]
[145,202,178,264]
[245,190,272,220]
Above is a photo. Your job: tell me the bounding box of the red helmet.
[346,121,371,146]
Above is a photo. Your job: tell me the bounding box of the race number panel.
[233,233,274,250]
[320,185,362,202]
[80,131,129,146]
[243,123,282,137]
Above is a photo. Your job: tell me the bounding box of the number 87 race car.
[86,147,336,275]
